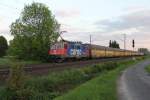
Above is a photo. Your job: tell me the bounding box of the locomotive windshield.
[51,42,64,50]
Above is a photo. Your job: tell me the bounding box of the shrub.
[82,62,118,76]
[7,63,25,90]
[82,66,98,76]
[0,36,8,57]
[136,56,146,60]
[52,69,86,84]
[23,69,88,99]
[26,69,87,93]
[101,62,118,71]
[1,63,33,100]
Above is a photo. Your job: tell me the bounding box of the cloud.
[124,6,147,13]
[60,23,95,33]
[95,9,150,32]
[93,9,150,50]
[60,24,80,32]
[55,9,80,18]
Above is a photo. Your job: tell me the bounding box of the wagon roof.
[86,43,135,52]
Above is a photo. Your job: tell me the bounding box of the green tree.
[109,40,120,49]
[109,40,112,48]
[8,2,60,61]
[0,36,8,57]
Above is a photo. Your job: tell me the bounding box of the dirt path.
[118,59,150,100]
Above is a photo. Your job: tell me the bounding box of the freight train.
[49,40,143,62]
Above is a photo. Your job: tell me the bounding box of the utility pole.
[89,35,92,59]
[90,35,92,45]
[123,34,126,50]
[123,34,126,56]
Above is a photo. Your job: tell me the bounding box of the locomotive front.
[49,41,90,62]
[49,41,68,61]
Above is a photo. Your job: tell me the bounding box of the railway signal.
[132,40,135,47]
[132,39,135,50]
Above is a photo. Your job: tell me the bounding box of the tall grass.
[54,63,132,100]
[0,63,33,100]
[0,57,145,100]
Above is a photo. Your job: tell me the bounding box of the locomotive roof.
[58,40,82,44]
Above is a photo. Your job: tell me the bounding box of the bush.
[101,62,118,71]
[54,69,86,84]
[0,36,8,57]
[82,62,118,75]
[0,63,33,100]
[136,56,146,60]
[7,63,25,90]
[82,66,99,76]
[23,69,88,99]
[25,69,87,93]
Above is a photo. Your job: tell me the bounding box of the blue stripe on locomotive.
[67,42,88,57]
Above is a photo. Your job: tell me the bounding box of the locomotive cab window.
[51,45,56,50]
[64,44,68,49]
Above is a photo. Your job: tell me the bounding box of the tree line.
[0,36,8,57]
[109,40,120,49]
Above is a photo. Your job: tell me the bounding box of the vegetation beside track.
[0,57,146,100]
[0,58,12,66]
[54,59,140,100]
[0,57,41,68]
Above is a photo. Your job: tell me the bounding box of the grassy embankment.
[0,56,146,100]
[54,58,144,100]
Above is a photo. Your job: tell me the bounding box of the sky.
[0,0,150,50]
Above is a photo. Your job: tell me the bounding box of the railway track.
[0,57,135,80]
